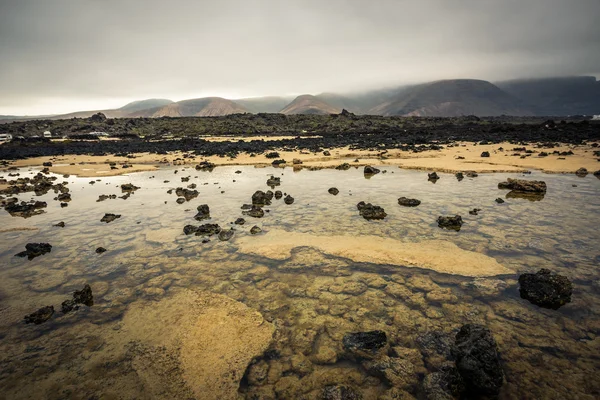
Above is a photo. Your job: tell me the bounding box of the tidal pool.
[0,164,599,399]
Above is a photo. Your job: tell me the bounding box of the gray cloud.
[1,0,599,114]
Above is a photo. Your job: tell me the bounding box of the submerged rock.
[234,218,245,225]
[495,198,505,204]
[518,268,572,309]
[328,187,339,195]
[15,243,52,260]
[343,331,387,360]
[437,215,463,231]
[62,283,94,313]
[397,197,421,207]
[357,202,386,220]
[363,356,418,390]
[100,213,121,223]
[321,385,363,400]
[498,178,546,193]
[468,208,481,215]
[24,305,54,324]
[422,364,465,400]
[452,324,504,396]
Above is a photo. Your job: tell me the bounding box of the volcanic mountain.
[280,95,341,115]
[369,79,531,117]
[131,97,249,117]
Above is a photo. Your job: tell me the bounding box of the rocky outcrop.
[398,197,421,207]
[518,268,572,309]
[452,324,504,397]
[357,202,386,220]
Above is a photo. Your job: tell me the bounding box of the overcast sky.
[1,0,599,115]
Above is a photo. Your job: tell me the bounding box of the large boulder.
[452,324,504,397]
[518,268,572,309]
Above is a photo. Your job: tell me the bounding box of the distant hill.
[119,99,173,114]
[280,95,341,115]
[369,79,531,117]
[131,97,249,117]
[496,76,600,116]
[235,97,291,113]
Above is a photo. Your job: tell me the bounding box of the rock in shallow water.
[100,213,121,223]
[328,187,339,195]
[357,201,386,220]
[518,268,572,309]
[15,242,52,260]
[398,197,421,207]
[498,178,546,193]
[343,330,387,360]
[218,228,234,241]
[321,385,363,400]
[437,215,463,231]
[24,305,54,324]
[452,324,504,397]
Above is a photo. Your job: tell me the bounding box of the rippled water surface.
[1,165,599,399]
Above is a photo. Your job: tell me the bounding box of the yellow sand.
[3,141,598,176]
[121,290,274,400]
[237,230,513,277]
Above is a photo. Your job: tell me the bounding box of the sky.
[1,0,599,115]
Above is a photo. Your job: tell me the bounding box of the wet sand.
[237,230,512,277]
[3,141,598,177]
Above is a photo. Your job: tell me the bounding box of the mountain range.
[2,76,599,121]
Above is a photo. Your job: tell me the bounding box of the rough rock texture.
[284,195,295,205]
[24,305,54,324]
[266,176,281,186]
[15,243,52,260]
[398,197,421,207]
[452,324,504,396]
[357,202,386,220]
[363,356,418,390]
[342,331,387,360]
[100,213,121,223]
[250,226,262,234]
[196,224,222,237]
[575,167,588,177]
[194,204,210,221]
[321,385,363,400]
[422,364,465,400]
[518,268,572,309]
[218,228,234,241]
[252,190,271,206]
[498,178,546,193]
[437,215,463,231]
[364,166,380,175]
[243,205,265,218]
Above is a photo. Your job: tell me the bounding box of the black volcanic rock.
[452,324,504,396]
[100,213,121,223]
[498,178,546,193]
[15,243,52,260]
[24,305,54,324]
[437,215,463,231]
[397,197,421,207]
[518,268,572,309]
[357,201,386,220]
